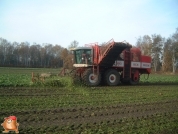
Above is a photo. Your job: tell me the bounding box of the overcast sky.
[0,0,178,48]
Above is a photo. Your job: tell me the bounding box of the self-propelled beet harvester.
[70,39,151,86]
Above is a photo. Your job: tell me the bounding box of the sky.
[0,0,178,48]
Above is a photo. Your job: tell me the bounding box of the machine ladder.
[122,49,131,81]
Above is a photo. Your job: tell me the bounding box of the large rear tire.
[82,69,101,86]
[104,69,120,86]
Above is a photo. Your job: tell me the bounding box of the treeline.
[0,38,78,68]
[0,28,178,73]
[135,28,178,73]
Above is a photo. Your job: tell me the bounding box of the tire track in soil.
[14,100,178,129]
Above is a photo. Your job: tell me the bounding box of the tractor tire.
[129,71,140,85]
[104,69,120,86]
[120,73,130,85]
[82,69,101,86]
[71,69,81,85]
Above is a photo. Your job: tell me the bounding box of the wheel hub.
[89,74,98,83]
[134,77,138,81]
[109,74,116,83]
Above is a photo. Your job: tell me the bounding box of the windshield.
[74,49,92,64]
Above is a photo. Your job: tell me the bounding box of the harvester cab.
[71,47,93,67]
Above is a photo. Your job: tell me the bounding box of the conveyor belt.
[98,42,131,67]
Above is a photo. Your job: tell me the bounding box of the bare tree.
[11,42,19,66]
[44,44,53,67]
[162,38,172,72]
[136,35,152,56]
[18,42,30,66]
[171,28,178,73]
[151,34,164,72]
[61,48,69,68]
[29,43,41,67]
[68,40,79,49]
[0,38,9,65]
[39,45,47,67]
[51,44,64,67]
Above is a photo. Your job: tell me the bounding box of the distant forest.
[0,28,178,73]
[0,39,78,69]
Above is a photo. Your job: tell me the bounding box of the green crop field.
[0,67,178,133]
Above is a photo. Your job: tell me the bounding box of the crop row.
[4,112,177,134]
[1,100,177,128]
[3,85,177,95]
[1,84,177,94]
[1,94,177,112]
[14,104,177,126]
[1,100,177,115]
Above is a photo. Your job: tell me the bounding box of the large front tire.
[83,69,101,86]
[104,69,120,86]
[71,69,82,85]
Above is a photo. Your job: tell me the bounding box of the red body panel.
[141,55,151,73]
[131,47,141,62]
[91,44,152,74]
[141,55,151,63]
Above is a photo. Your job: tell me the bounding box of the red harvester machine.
[70,39,151,86]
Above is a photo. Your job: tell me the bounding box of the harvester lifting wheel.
[104,69,120,86]
[130,70,140,85]
[82,69,101,86]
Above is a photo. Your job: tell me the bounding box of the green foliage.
[1,85,178,111]
[44,76,73,87]
[0,74,30,87]
[1,67,178,133]
[0,74,178,133]
[140,74,178,84]
[32,76,78,89]
[0,67,85,88]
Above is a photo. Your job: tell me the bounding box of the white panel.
[113,60,124,67]
[131,62,141,68]
[73,64,89,67]
[141,62,151,68]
